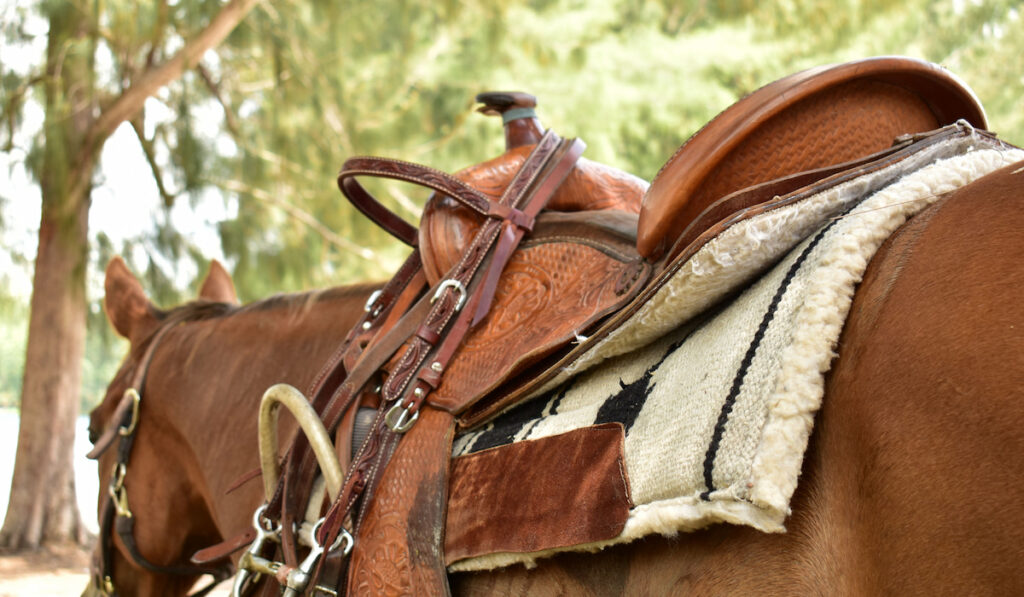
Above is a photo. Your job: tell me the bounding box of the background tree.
[0,0,257,550]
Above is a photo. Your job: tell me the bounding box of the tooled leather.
[319,134,572,555]
[346,407,453,596]
[379,133,563,405]
[458,124,1003,429]
[381,228,499,403]
[636,59,983,260]
[678,82,938,231]
[419,151,648,285]
[429,241,647,413]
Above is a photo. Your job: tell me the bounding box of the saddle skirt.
[443,127,1024,571]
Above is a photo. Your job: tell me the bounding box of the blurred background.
[0,0,1021,570]
[3,0,1023,414]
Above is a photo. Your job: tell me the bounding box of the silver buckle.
[384,401,419,433]
[363,289,383,316]
[431,279,466,311]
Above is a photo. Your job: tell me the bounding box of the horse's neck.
[155,287,377,535]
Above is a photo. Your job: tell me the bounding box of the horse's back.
[816,159,1024,594]
[451,163,1024,596]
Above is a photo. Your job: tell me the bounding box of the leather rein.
[86,310,233,597]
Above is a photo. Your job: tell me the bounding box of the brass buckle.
[108,463,132,518]
[384,401,418,433]
[118,388,141,437]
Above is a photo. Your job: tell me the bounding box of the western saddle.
[215,56,986,596]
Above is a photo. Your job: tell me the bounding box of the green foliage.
[3,0,1023,413]
[0,298,28,409]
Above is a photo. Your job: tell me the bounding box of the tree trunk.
[0,3,94,550]
[0,0,256,551]
[0,197,91,549]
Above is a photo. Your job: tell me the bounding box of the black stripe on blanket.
[699,215,843,499]
[592,334,690,433]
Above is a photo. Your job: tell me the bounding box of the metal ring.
[252,504,282,535]
[312,519,354,556]
[384,402,419,433]
[118,388,141,437]
[431,279,467,311]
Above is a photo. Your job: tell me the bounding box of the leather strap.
[338,157,497,246]
[264,251,426,565]
[318,131,581,555]
[90,309,234,594]
[250,130,583,595]
[272,262,435,564]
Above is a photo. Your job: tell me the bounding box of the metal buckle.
[431,279,467,311]
[384,401,419,433]
[363,289,383,315]
[282,518,353,597]
[108,463,132,518]
[118,388,140,437]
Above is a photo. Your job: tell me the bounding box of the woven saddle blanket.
[447,130,1024,572]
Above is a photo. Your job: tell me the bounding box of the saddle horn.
[418,91,649,286]
[476,91,545,150]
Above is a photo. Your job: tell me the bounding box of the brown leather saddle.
[230,56,986,596]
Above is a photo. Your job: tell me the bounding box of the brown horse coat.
[451,161,1024,596]
[89,162,1024,596]
[88,260,379,596]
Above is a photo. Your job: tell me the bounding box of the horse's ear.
[104,257,157,340]
[198,260,238,304]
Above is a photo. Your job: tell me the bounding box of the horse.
[84,59,1024,595]
[86,159,1024,596]
[84,258,381,596]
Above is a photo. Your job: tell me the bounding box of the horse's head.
[84,257,239,597]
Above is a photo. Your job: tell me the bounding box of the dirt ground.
[0,542,91,596]
[0,542,234,596]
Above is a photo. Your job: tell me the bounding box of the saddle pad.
[446,133,1024,572]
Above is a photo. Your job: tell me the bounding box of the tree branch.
[196,61,240,136]
[215,178,389,266]
[88,0,257,146]
[128,117,177,207]
[68,0,257,204]
[2,74,45,152]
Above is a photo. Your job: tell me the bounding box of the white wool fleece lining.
[448,137,1024,573]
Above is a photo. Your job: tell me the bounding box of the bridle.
[86,310,233,596]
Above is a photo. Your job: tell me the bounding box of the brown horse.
[85,258,380,596]
[87,160,1024,596]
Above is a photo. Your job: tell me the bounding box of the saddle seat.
[420,57,985,291]
[638,56,986,262]
[430,56,986,428]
